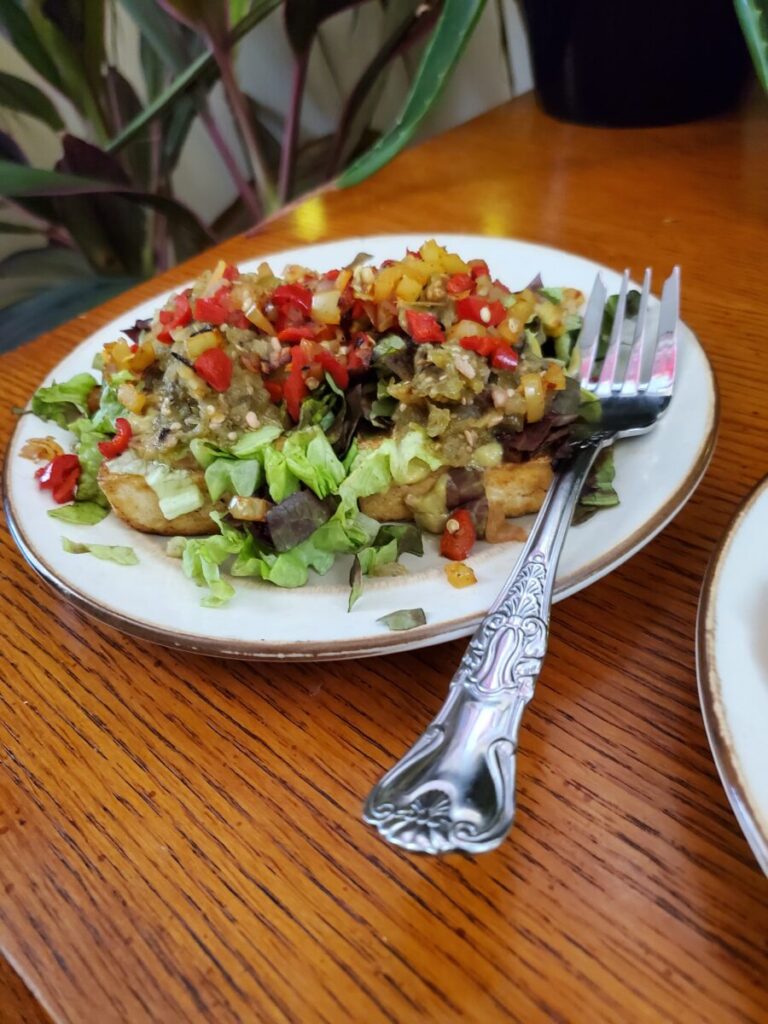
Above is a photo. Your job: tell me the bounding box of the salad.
[24,240,618,609]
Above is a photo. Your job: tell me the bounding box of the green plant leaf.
[0,221,41,236]
[27,2,109,138]
[106,0,281,153]
[229,0,250,23]
[158,0,229,40]
[283,0,362,57]
[104,67,151,186]
[0,154,213,270]
[0,1,63,92]
[0,269,136,352]
[329,0,439,174]
[338,0,486,188]
[0,71,64,131]
[119,0,193,73]
[735,0,768,92]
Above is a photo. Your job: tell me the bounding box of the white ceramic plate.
[5,234,717,660]
[697,476,768,874]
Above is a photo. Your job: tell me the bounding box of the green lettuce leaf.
[91,370,132,431]
[204,457,261,503]
[47,501,109,525]
[574,449,620,524]
[69,416,110,506]
[145,464,204,520]
[229,423,282,458]
[376,608,427,631]
[282,427,346,499]
[31,372,98,427]
[263,446,300,503]
[181,514,243,607]
[61,537,138,564]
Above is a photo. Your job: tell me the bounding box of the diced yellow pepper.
[128,340,156,372]
[543,362,566,390]
[395,275,423,302]
[102,340,133,373]
[118,382,146,414]
[441,252,470,274]
[335,268,352,291]
[187,329,223,361]
[373,264,403,302]
[400,255,432,285]
[244,302,275,335]
[445,562,477,589]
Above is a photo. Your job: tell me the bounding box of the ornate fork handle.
[364,438,611,854]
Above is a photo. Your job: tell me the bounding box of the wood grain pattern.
[1,92,768,1023]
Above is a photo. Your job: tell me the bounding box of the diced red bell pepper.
[36,453,81,504]
[264,379,284,403]
[491,344,519,371]
[324,269,340,281]
[316,348,349,389]
[194,285,231,326]
[223,263,239,281]
[228,310,252,330]
[446,272,473,295]
[460,335,497,358]
[278,325,317,343]
[194,348,233,392]
[347,332,374,373]
[284,347,310,421]
[272,283,312,318]
[97,417,133,459]
[468,259,489,279]
[157,290,192,343]
[440,509,477,561]
[405,309,445,344]
[350,299,367,321]
[455,295,506,327]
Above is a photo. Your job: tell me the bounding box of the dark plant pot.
[521,0,752,127]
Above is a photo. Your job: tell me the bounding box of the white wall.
[0,1,533,259]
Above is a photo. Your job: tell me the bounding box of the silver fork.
[364,266,680,854]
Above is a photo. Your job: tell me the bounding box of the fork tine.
[578,273,607,388]
[596,270,630,395]
[622,267,652,391]
[642,265,680,394]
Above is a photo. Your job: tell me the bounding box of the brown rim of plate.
[696,474,768,874]
[3,318,720,662]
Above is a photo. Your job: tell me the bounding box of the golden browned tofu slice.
[97,463,218,536]
[483,458,553,518]
[360,458,553,523]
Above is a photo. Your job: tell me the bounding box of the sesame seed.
[206,404,216,415]
[479,306,491,324]
[228,431,237,441]
[445,518,459,534]
[245,411,260,429]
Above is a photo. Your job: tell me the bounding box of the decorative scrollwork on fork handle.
[364,439,610,855]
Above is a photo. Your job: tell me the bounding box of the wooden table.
[1,93,767,1024]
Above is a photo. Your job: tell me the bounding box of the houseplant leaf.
[283,0,368,57]
[328,0,440,174]
[338,0,486,187]
[27,1,109,137]
[119,0,194,73]
[0,71,64,131]
[53,135,146,276]
[107,0,281,153]
[0,2,63,91]
[0,155,213,254]
[735,0,768,91]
